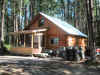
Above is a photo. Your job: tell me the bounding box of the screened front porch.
[9,28,47,55]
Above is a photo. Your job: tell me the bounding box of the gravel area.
[0,56,100,75]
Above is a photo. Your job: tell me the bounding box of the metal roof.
[40,12,87,38]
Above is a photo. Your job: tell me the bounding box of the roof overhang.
[9,28,47,35]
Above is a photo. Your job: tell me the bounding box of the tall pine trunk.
[86,0,96,62]
[1,0,5,41]
[19,0,23,30]
[24,6,28,27]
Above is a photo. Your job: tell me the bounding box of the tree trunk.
[20,0,23,30]
[1,0,5,41]
[86,0,96,62]
[24,6,28,27]
[16,16,18,32]
[30,0,35,20]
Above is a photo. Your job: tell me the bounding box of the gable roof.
[39,12,87,38]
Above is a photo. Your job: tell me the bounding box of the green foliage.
[4,44,11,51]
[24,0,29,5]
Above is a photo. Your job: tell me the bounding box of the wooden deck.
[10,47,41,55]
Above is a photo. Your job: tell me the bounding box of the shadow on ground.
[0,56,100,75]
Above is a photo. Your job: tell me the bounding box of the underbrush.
[4,44,11,51]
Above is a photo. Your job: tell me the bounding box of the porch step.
[33,53,49,58]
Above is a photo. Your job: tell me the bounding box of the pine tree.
[1,0,6,41]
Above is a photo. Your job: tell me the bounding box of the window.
[50,38,59,45]
[39,17,44,27]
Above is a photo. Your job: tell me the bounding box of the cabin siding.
[26,14,87,50]
[78,38,87,51]
[9,13,87,55]
[67,36,76,47]
[27,15,68,50]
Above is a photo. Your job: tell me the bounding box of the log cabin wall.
[27,15,68,50]
[27,14,87,50]
[67,36,76,47]
[78,38,87,51]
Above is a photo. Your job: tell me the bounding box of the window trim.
[50,37,59,45]
[39,17,45,27]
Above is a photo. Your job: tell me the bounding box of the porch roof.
[40,12,87,38]
[9,28,47,35]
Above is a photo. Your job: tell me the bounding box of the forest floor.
[0,56,100,75]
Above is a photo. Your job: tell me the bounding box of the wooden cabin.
[9,12,87,55]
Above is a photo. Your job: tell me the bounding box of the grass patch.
[4,44,11,51]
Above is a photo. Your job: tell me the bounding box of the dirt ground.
[0,56,100,75]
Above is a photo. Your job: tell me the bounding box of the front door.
[33,33,44,51]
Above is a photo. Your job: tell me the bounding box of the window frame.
[50,37,59,45]
[39,17,45,27]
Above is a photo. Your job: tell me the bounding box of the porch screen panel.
[18,34,24,47]
[33,35,39,48]
[25,34,32,48]
[14,36,17,47]
[11,35,14,47]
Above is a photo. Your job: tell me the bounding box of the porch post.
[31,33,34,48]
[38,35,40,48]
[17,35,19,47]
[38,33,43,52]
[24,34,26,47]
[31,33,34,57]
[44,32,46,49]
